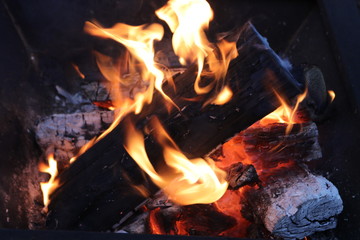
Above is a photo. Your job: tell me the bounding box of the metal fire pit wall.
[0,229,258,240]
[0,0,359,239]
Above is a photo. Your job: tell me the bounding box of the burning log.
[241,165,343,239]
[45,23,302,231]
[239,122,322,168]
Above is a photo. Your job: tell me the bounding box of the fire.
[212,86,233,105]
[156,0,238,95]
[260,88,308,134]
[328,90,336,102]
[124,117,228,205]
[72,63,85,79]
[41,0,238,209]
[39,154,59,211]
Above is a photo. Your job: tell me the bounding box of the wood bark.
[241,165,343,239]
[45,22,302,231]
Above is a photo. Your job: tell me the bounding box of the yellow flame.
[212,86,233,105]
[48,0,239,206]
[328,90,336,102]
[260,89,308,134]
[124,117,228,205]
[156,0,237,96]
[39,154,59,211]
[207,39,238,82]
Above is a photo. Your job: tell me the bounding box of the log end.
[265,174,343,239]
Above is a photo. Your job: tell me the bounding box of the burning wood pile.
[35,0,342,239]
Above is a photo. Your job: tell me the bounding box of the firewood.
[36,111,113,162]
[236,122,322,168]
[241,165,343,239]
[45,22,302,231]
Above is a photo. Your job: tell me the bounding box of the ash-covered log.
[45,22,302,231]
[36,111,113,162]
[241,165,343,239]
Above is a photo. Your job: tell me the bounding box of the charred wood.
[45,22,302,231]
[225,162,259,190]
[241,165,343,239]
[237,122,322,168]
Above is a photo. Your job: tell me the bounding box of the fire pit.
[0,0,359,239]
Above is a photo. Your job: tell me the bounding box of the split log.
[241,165,343,239]
[45,22,302,231]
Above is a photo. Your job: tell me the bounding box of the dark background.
[0,0,359,239]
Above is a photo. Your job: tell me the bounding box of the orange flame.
[84,21,177,112]
[39,154,59,211]
[124,117,228,205]
[72,63,85,79]
[260,88,308,134]
[328,90,336,102]
[42,0,239,207]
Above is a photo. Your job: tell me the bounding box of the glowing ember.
[39,154,59,211]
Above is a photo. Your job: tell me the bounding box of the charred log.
[236,122,322,168]
[241,165,343,239]
[45,22,302,231]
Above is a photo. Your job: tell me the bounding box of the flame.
[42,0,239,209]
[72,63,85,79]
[124,117,228,205]
[39,154,59,211]
[156,0,238,95]
[212,85,233,105]
[260,88,308,134]
[328,90,336,102]
[84,21,177,112]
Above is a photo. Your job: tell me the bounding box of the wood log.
[36,111,113,162]
[45,22,302,231]
[230,122,322,169]
[241,165,343,239]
